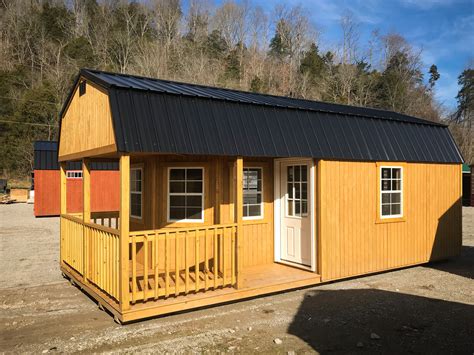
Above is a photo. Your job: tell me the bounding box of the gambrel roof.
[60,69,463,163]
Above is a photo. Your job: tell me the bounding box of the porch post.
[119,155,130,311]
[82,159,91,283]
[60,162,67,267]
[235,156,243,288]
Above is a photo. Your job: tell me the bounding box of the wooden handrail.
[129,223,238,237]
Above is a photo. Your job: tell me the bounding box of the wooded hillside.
[0,0,472,178]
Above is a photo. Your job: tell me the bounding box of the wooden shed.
[58,69,463,323]
[33,141,120,217]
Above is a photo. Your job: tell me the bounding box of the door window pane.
[286,164,309,217]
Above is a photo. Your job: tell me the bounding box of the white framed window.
[380,166,403,218]
[66,171,83,179]
[168,167,204,222]
[286,164,308,218]
[243,167,263,219]
[130,167,143,219]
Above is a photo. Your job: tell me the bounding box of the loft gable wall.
[58,78,117,161]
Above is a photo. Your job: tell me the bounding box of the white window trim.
[380,165,403,219]
[243,167,264,221]
[167,167,205,223]
[66,170,83,179]
[130,166,143,220]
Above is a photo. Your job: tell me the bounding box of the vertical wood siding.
[129,155,274,268]
[319,161,462,281]
[58,81,116,158]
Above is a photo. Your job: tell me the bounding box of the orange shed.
[33,141,119,216]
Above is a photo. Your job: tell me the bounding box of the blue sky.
[250,0,474,109]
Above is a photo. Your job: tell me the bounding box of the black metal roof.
[64,69,463,163]
[34,141,118,170]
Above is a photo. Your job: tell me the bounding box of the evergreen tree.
[269,19,291,59]
[299,43,325,84]
[428,64,440,89]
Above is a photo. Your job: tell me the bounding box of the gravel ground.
[0,204,473,354]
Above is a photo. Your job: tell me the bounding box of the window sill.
[375,217,406,224]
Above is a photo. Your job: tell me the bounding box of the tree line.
[0,0,472,178]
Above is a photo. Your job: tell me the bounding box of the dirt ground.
[1,204,473,354]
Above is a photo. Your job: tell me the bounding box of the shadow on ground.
[425,246,474,279]
[287,288,474,354]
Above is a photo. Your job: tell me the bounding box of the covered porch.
[59,154,320,323]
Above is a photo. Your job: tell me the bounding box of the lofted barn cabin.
[58,69,463,323]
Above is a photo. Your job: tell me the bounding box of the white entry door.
[280,162,312,266]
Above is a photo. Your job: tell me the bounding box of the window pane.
[381,204,391,216]
[248,205,261,217]
[295,183,301,199]
[295,165,300,181]
[295,200,301,215]
[131,203,141,217]
[392,168,401,179]
[382,193,390,204]
[287,199,293,216]
[244,193,258,205]
[382,168,391,179]
[287,166,293,182]
[170,181,185,193]
[382,180,391,191]
[187,181,203,193]
[170,195,185,207]
[186,195,202,208]
[392,180,401,191]
[170,207,186,220]
[391,193,401,203]
[186,169,202,181]
[302,200,308,215]
[391,203,401,215]
[243,205,248,217]
[302,182,308,199]
[301,165,307,182]
[186,208,202,220]
[131,193,141,206]
[170,169,185,180]
[287,183,293,198]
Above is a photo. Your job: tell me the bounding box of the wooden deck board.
[121,263,321,322]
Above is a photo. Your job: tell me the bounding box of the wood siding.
[128,155,274,268]
[318,161,462,282]
[58,80,116,160]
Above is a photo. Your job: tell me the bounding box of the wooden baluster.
[144,234,149,301]
[175,233,179,296]
[214,229,218,289]
[195,231,200,292]
[185,231,189,294]
[204,229,208,290]
[222,228,226,286]
[165,232,170,298]
[231,226,236,285]
[131,235,137,304]
[154,232,159,299]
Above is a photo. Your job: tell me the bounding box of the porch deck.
[63,260,321,323]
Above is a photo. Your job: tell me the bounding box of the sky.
[250,0,474,109]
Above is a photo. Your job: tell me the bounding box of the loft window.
[66,171,82,179]
[380,166,403,218]
[243,168,263,219]
[168,168,204,222]
[130,167,143,219]
[79,81,86,96]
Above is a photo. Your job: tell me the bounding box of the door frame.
[274,158,317,272]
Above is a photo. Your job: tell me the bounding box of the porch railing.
[61,215,238,306]
[61,214,120,301]
[128,224,237,303]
